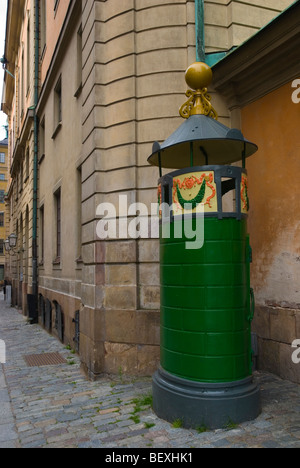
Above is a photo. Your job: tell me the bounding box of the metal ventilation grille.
[23,352,67,367]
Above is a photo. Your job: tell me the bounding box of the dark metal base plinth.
[152,367,261,430]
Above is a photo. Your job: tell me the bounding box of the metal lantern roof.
[148,114,258,169]
[148,62,258,169]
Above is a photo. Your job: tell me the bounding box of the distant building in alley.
[0,135,9,282]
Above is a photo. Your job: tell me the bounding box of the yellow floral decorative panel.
[172,171,217,216]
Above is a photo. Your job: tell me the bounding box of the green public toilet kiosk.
[148,62,261,429]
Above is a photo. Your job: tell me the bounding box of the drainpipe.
[195,0,205,62]
[32,0,39,308]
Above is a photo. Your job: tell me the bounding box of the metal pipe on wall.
[195,0,205,62]
[32,0,39,308]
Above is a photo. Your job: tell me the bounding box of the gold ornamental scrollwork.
[179,88,218,120]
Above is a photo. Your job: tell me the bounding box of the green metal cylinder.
[160,216,252,383]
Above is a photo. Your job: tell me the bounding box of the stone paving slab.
[0,363,18,447]
[0,297,300,449]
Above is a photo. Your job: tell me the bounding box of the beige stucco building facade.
[2,0,296,380]
[2,0,36,310]
[0,136,9,283]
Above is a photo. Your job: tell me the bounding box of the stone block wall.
[80,0,196,378]
[204,0,292,53]
[253,306,300,384]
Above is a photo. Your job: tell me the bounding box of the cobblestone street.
[0,296,300,449]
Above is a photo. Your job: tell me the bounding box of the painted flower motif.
[185,178,195,189]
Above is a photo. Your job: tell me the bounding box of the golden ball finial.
[185,62,213,90]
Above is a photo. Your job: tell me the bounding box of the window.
[221,177,237,213]
[0,191,5,204]
[0,213,4,227]
[10,190,13,218]
[27,18,30,94]
[9,130,12,164]
[17,68,20,125]
[0,153,5,163]
[21,47,25,116]
[75,26,82,97]
[15,173,19,201]
[40,0,47,56]
[0,240,4,255]
[0,175,5,181]
[55,77,62,123]
[76,168,82,261]
[39,205,44,263]
[25,148,30,180]
[52,76,62,138]
[39,117,45,160]
[54,189,61,261]
[20,163,23,192]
